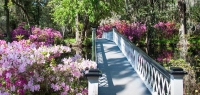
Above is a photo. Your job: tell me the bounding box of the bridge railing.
[101,27,187,95]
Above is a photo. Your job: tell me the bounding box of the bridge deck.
[96,38,151,95]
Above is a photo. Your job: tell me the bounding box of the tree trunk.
[125,0,129,14]
[178,0,188,60]
[178,0,187,35]
[178,20,188,60]
[11,0,31,30]
[37,0,40,26]
[72,47,82,56]
[81,15,89,42]
[61,26,66,38]
[4,0,11,41]
[146,0,155,54]
[75,14,81,45]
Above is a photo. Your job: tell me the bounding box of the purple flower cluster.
[96,26,104,38]
[0,40,6,44]
[154,21,178,37]
[156,50,173,63]
[114,20,129,34]
[96,24,113,38]
[122,22,147,41]
[11,22,30,41]
[11,22,63,45]
[29,27,63,45]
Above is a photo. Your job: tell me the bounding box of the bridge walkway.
[96,38,151,95]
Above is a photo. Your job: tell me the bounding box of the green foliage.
[169,59,192,70]
[123,0,178,23]
[15,34,24,41]
[0,0,4,15]
[189,36,200,44]
[190,3,200,22]
[54,36,64,45]
[83,38,92,46]
[189,28,200,44]
[64,38,76,44]
[49,0,125,26]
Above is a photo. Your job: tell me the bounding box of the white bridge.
[88,27,187,95]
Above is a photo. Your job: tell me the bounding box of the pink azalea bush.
[11,22,30,41]
[0,40,97,95]
[96,23,113,38]
[156,50,173,63]
[154,21,178,38]
[11,23,63,45]
[97,20,147,42]
[122,22,147,41]
[29,27,63,45]
[96,26,103,38]
[114,20,129,34]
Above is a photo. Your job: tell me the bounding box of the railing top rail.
[113,29,170,80]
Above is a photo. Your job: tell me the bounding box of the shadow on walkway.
[96,39,151,95]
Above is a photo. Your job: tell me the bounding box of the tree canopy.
[49,0,125,26]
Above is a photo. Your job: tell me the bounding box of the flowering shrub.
[154,21,178,38]
[29,27,63,45]
[96,26,103,38]
[11,22,63,45]
[97,20,147,42]
[103,24,113,32]
[11,22,30,41]
[0,40,96,95]
[123,22,147,41]
[96,23,113,38]
[156,50,173,63]
[114,20,129,34]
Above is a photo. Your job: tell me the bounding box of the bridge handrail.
[114,29,170,79]
[112,28,171,95]
[101,28,171,95]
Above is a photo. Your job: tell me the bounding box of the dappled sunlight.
[96,38,151,95]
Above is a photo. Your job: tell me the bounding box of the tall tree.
[50,0,125,45]
[4,0,11,41]
[0,0,5,33]
[11,0,31,28]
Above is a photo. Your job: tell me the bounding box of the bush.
[11,22,30,41]
[83,38,92,46]
[154,21,178,38]
[0,40,96,95]
[11,22,63,46]
[29,27,63,45]
[97,20,147,43]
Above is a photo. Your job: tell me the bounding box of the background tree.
[0,0,57,40]
[50,0,125,45]
[4,0,11,41]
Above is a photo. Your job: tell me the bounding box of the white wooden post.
[85,69,102,95]
[112,26,116,41]
[87,77,99,95]
[170,67,187,95]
